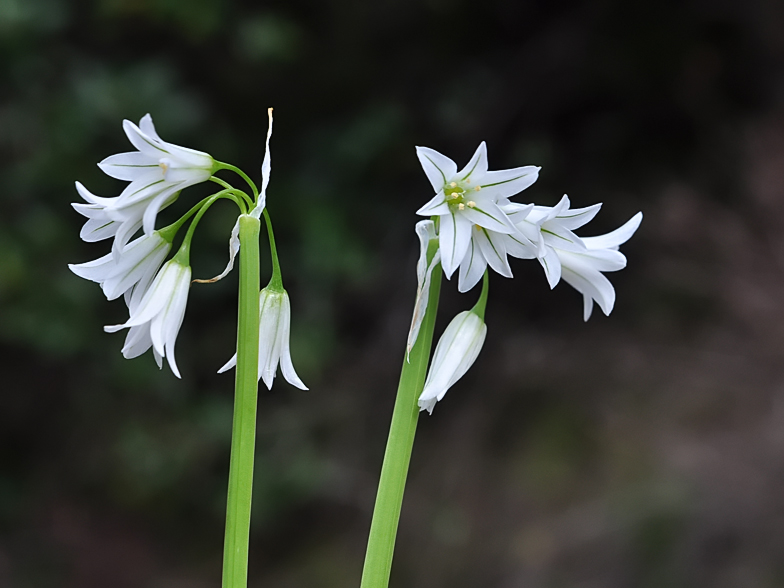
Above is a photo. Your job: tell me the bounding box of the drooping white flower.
[104,259,192,378]
[218,288,307,391]
[98,114,216,236]
[418,310,487,415]
[504,194,602,288]
[71,181,145,254]
[69,231,171,301]
[554,212,643,320]
[416,142,540,279]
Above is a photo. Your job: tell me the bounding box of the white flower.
[98,114,216,236]
[71,181,147,254]
[554,212,643,320]
[505,194,602,288]
[69,231,171,301]
[416,142,540,279]
[104,259,192,378]
[456,202,537,293]
[418,310,487,415]
[218,288,307,391]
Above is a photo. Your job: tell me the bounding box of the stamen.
[450,182,457,188]
[458,203,465,210]
[467,201,476,208]
[465,178,471,183]
[474,186,481,191]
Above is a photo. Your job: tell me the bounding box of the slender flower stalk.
[359,235,443,588]
[222,214,262,588]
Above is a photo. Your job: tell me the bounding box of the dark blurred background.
[2,0,784,586]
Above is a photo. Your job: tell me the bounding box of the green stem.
[359,240,442,588]
[261,209,283,290]
[215,162,260,201]
[222,214,262,588]
[471,271,489,320]
[210,176,254,209]
[160,190,245,245]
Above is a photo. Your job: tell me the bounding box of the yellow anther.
[465,178,471,183]
[159,161,169,173]
[458,203,465,210]
[467,201,476,208]
[450,182,457,188]
[474,185,481,191]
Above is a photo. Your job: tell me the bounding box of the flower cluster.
[414,142,642,413]
[70,112,305,388]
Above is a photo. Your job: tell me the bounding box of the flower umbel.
[219,287,307,390]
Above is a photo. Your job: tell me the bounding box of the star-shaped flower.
[416,142,540,279]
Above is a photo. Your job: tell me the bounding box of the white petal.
[582,212,643,250]
[554,202,602,230]
[503,229,538,260]
[438,210,472,279]
[456,142,488,182]
[98,152,160,181]
[138,114,162,141]
[479,166,540,199]
[162,270,191,378]
[111,218,143,259]
[416,146,457,192]
[142,186,180,235]
[218,354,237,374]
[74,181,116,207]
[80,217,118,242]
[561,265,615,317]
[122,324,153,359]
[556,248,626,273]
[277,294,307,390]
[123,119,169,158]
[416,190,449,216]
[460,199,516,234]
[541,224,586,253]
[103,234,170,300]
[457,234,487,293]
[258,290,284,388]
[539,245,562,289]
[68,252,114,283]
[475,227,513,278]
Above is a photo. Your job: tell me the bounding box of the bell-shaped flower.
[218,288,307,391]
[98,114,216,235]
[69,231,171,301]
[418,309,487,415]
[104,259,192,378]
[553,212,643,320]
[505,194,602,288]
[71,181,143,251]
[416,142,540,279]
